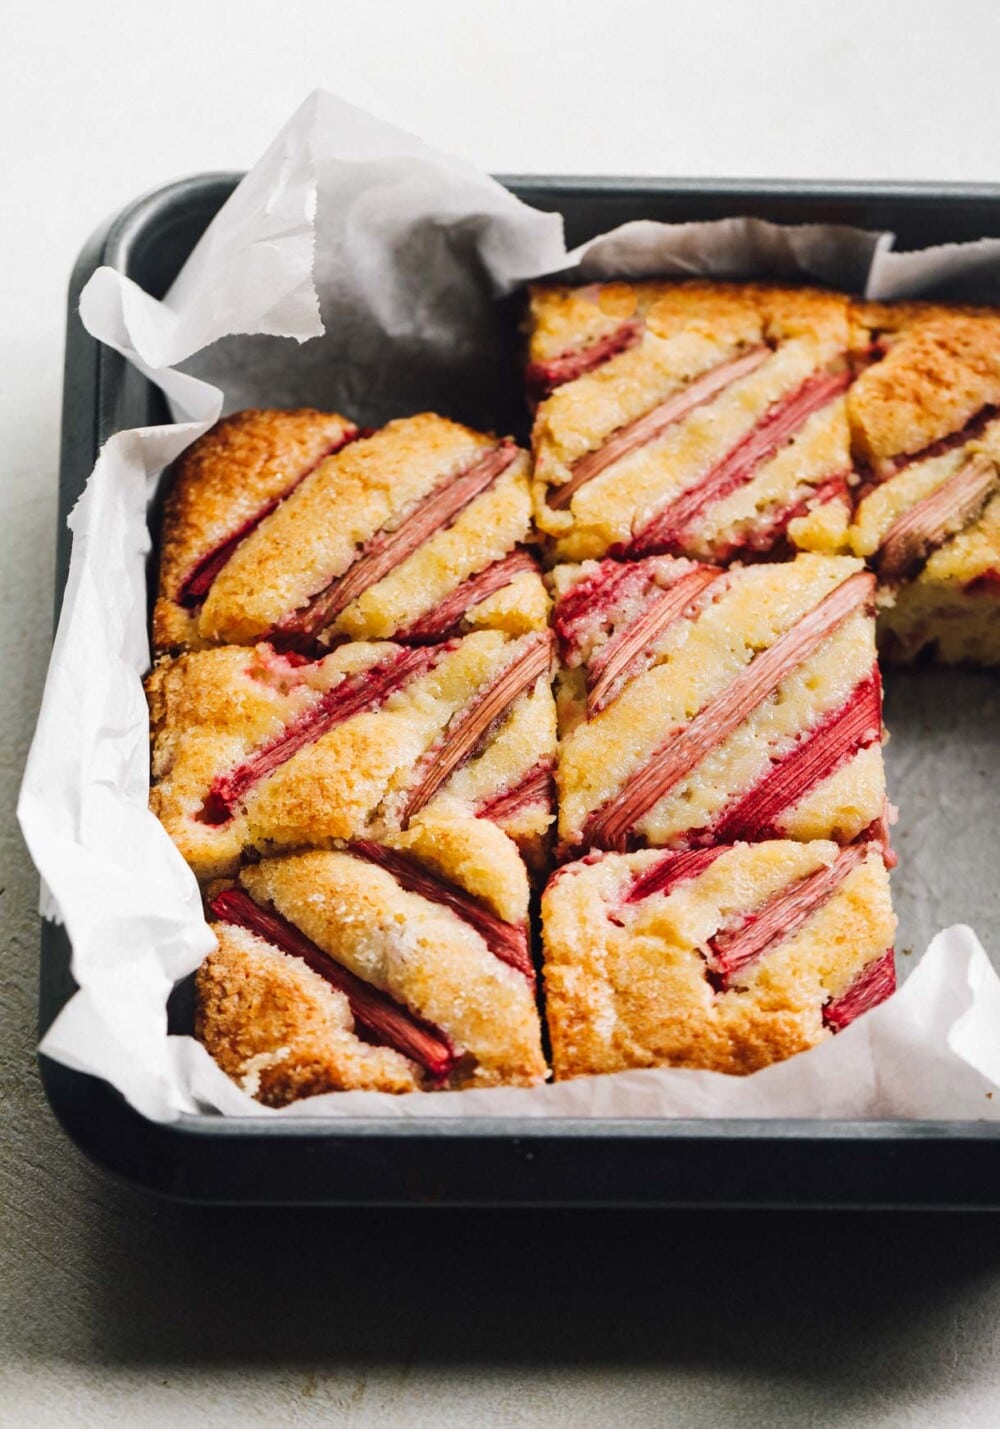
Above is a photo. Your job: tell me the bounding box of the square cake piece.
[199,821,546,1102]
[147,630,556,880]
[154,411,548,654]
[541,840,896,1079]
[527,281,854,564]
[551,553,887,853]
[844,302,1000,664]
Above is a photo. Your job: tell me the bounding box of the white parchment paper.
[19,90,1000,1122]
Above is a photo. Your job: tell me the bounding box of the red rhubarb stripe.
[628,368,852,555]
[476,760,554,824]
[624,847,728,906]
[548,346,771,511]
[874,404,999,480]
[966,568,1000,595]
[707,670,883,845]
[718,471,851,560]
[584,570,875,850]
[276,442,519,647]
[403,631,554,823]
[351,841,534,984]
[202,643,450,823]
[708,843,870,988]
[210,889,455,1080]
[526,321,642,400]
[586,565,722,715]
[177,427,359,608]
[396,549,540,643]
[823,948,897,1031]
[553,559,662,656]
[876,453,999,582]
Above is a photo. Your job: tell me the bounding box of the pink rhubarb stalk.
[403,631,553,823]
[202,644,449,823]
[624,847,728,906]
[397,549,539,643]
[874,404,998,481]
[823,948,897,1031]
[476,760,554,824]
[584,570,875,850]
[351,841,534,984]
[548,346,771,511]
[876,453,999,582]
[276,443,519,647]
[628,368,852,554]
[177,427,359,608]
[526,322,642,400]
[708,671,882,844]
[586,566,722,715]
[708,843,870,987]
[210,889,456,1079]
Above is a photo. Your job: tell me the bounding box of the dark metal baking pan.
[42,173,1000,1206]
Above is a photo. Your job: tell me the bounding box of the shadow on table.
[44,1189,1000,1395]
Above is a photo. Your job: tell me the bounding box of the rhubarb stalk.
[584,570,875,850]
[351,841,534,983]
[177,427,358,608]
[210,889,456,1079]
[624,847,728,906]
[202,644,449,823]
[708,671,882,844]
[586,566,721,715]
[823,948,897,1031]
[403,631,553,823]
[876,453,999,582]
[476,760,554,824]
[526,322,642,400]
[397,549,539,643]
[277,443,519,646]
[548,346,770,511]
[628,368,851,554]
[708,843,870,987]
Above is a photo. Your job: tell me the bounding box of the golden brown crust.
[195,925,420,1105]
[237,851,547,1089]
[154,409,357,652]
[541,842,895,1079]
[849,305,1000,463]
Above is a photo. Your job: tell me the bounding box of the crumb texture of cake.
[552,553,887,853]
[847,308,1000,665]
[154,408,359,652]
[196,924,421,1106]
[541,840,896,1079]
[527,281,854,565]
[203,844,547,1095]
[146,630,557,879]
[155,412,548,654]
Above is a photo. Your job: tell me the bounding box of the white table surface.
[5,1,1000,1423]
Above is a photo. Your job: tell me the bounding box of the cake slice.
[528,281,854,564]
[552,553,888,853]
[541,840,896,1078]
[147,630,557,880]
[199,825,546,1100]
[843,302,1000,664]
[154,411,548,654]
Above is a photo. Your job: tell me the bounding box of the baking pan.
[42,173,1000,1207]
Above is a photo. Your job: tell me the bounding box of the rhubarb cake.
[552,552,887,854]
[199,825,546,1102]
[147,629,557,880]
[843,302,1000,664]
[154,410,548,654]
[527,281,854,564]
[541,839,896,1078]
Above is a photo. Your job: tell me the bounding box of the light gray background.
[5,2,1000,1424]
